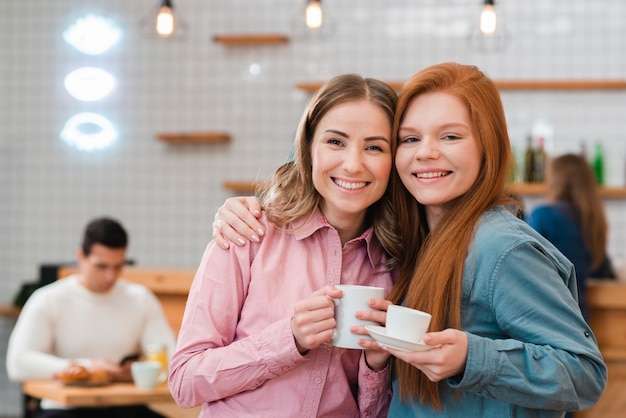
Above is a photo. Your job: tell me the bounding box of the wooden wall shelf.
[509,183,626,198]
[213,34,289,46]
[295,79,626,93]
[156,132,231,144]
[223,180,266,193]
[495,80,626,90]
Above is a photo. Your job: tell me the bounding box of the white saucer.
[365,325,438,352]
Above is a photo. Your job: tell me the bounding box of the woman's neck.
[425,206,444,231]
[325,212,367,246]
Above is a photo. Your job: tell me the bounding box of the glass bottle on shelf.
[533,136,547,183]
[593,142,605,185]
[523,135,535,183]
[507,141,519,183]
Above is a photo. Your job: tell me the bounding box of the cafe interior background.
[1,0,625,415]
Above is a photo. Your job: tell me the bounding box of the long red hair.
[388,62,517,409]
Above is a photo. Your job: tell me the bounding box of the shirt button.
[584,331,590,338]
[314,377,322,384]
[282,366,290,372]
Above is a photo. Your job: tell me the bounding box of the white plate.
[365,325,438,352]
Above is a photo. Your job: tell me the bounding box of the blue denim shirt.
[389,206,607,418]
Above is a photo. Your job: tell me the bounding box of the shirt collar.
[290,207,382,269]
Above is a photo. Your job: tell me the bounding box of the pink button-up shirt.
[169,208,394,417]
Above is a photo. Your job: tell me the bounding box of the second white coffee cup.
[131,361,162,389]
[332,284,385,349]
[386,304,432,342]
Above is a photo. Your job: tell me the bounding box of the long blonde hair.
[388,63,516,409]
[258,74,402,268]
[547,153,608,267]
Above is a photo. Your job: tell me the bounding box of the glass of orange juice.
[145,344,168,383]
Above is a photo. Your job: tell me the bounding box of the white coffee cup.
[131,361,162,389]
[332,284,385,349]
[386,304,432,343]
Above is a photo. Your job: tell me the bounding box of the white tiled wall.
[1,1,625,415]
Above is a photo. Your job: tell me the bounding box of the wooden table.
[23,380,173,407]
[22,380,201,418]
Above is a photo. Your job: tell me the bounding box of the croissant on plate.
[54,364,109,383]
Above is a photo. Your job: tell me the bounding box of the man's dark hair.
[81,217,128,256]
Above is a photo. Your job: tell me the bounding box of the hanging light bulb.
[305,0,323,29]
[156,0,175,37]
[291,0,331,44]
[140,0,187,40]
[480,0,497,35]
[468,0,508,52]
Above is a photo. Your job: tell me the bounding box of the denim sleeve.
[449,241,607,411]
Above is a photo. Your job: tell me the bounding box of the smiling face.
[395,91,482,227]
[311,99,392,232]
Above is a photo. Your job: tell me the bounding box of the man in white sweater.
[6,217,176,418]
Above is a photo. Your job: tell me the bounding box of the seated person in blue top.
[213,63,607,417]
[527,153,613,322]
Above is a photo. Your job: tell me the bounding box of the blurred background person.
[527,153,614,322]
[6,217,176,418]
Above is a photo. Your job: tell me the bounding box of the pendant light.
[156,0,176,37]
[480,0,497,35]
[305,0,323,29]
[140,0,187,40]
[468,0,508,51]
[291,0,331,49]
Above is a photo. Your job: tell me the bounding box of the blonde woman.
[169,74,400,417]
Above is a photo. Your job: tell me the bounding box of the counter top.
[586,279,626,362]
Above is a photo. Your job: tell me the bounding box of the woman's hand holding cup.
[354,297,393,370]
[291,285,341,354]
